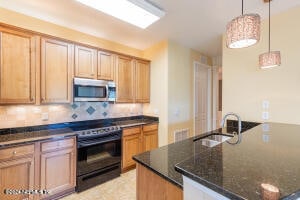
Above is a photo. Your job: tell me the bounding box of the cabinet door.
[122,130,142,170]
[41,38,74,103]
[0,156,34,200]
[116,55,134,103]
[98,51,114,81]
[135,59,150,103]
[40,147,76,198]
[143,124,158,152]
[75,45,97,79]
[0,28,37,104]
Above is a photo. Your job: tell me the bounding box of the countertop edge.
[0,132,77,147]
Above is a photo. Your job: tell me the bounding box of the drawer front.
[123,127,141,137]
[0,144,34,160]
[41,137,75,152]
[143,123,158,132]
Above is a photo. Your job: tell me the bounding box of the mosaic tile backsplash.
[0,103,143,129]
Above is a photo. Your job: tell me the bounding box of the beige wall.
[143,40,212,145]
[223,6,300,124]
[143,41,169,146]
[0,7,142,57]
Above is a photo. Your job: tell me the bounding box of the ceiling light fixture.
[226,0,261,48]
[75,0,165,29]
[259,0,281,69]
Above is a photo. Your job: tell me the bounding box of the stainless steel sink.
[194,133,233,147]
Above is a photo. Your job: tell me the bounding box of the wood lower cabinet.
[122,127,142,171]
[135,59,150,103]
[137,163,182,200]
[41,37,74,104]
[122,123,158,171]
[0,27,38,104]
[0,144,35,200]
[39,137,76,199]
[0,137,76,200]
[74,45,97,79]
[142,124,158,152]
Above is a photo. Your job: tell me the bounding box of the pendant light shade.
[259,0,281,69]
[226,0,261,49]
[226,14,261,48]
[259,51,281,69]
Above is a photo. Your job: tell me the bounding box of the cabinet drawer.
[0,144,34,160]
[41,137,75,152]
[143,123,158,132]
[123,127,141,137]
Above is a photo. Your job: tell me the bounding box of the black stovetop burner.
[73,125,121,139]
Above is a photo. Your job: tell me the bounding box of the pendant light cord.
[268,0,271,52]
[242,0,244,15]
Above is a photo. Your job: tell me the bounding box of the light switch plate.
[262,100,269,109]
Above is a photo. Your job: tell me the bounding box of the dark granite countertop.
[0,115,158,147]
[133,122,300,200]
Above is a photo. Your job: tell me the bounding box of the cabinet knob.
[12,151,17,155]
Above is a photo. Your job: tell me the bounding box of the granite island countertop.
[0,115,158,147]
[133,122,300,200]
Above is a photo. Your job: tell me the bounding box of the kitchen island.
[133,122,300,200]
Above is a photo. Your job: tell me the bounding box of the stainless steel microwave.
[73,78,116,102]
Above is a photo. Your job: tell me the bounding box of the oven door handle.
[77,136,121,148]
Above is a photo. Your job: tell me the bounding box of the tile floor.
[61,169,136,200]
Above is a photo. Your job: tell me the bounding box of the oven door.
[77,137,121,176]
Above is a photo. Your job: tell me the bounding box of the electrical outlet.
[262,111,269,120]
[41,113,49,121]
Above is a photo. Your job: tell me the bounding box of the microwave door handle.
[106,85,109,101]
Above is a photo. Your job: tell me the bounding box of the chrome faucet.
[221,112,242,134]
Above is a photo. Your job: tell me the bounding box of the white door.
[194,62,211,135]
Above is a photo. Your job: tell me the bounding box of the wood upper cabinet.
[74,45,97,79]
[0,144,35,200]
[41,38,74,103]
[0,28,38,104]
[122,127,142,170]
[98,51,114,81]
[115,55,135,102]
[142,123,158,152]
[40,137,76,199]
[135,59,150,103]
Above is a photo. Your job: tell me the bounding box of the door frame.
[193,61,212,135]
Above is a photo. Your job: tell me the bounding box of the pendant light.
[259,0,281,69]
[226,0,261,49]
